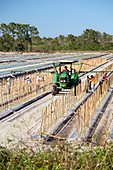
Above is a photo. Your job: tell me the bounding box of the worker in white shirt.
[36,75,43,94]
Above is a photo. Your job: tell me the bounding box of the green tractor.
[52,60,81,95]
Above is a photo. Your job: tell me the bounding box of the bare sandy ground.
[0,93,60,150]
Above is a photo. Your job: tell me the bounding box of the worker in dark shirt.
[62,66,69,74]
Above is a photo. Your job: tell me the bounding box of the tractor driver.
[62,66,69,74]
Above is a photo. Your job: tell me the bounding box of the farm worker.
[62,66,69,74]
[7,77,11,94]
[86,75,91,92]
[99,72,107,94]
[26,76,32,93]
[103,72,107,80]
[89,75,95,92]
[26,76,32,83]
[36,75,43,94]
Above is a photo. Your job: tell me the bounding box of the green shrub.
[0,144,113,170]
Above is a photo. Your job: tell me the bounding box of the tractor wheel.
[56,88,59,94]
[52,89,56,95]
[52,85,57,95]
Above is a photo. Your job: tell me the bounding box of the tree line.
[0,22,113,52]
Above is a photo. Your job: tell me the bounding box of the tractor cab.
[52,60,80,95]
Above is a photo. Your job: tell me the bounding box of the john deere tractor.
[52,61,80,95]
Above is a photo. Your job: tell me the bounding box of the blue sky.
[0,0,113,38]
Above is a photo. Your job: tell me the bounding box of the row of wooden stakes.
[0,69,53,112]
[0,57,107,113]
